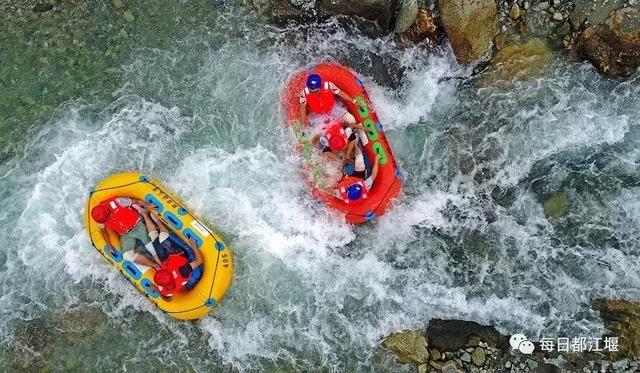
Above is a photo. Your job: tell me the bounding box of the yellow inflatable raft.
[84,172,233,320]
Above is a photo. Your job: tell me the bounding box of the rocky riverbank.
[380,299,640,372]
[249,0,639,80]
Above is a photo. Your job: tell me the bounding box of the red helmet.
[326,125,348,152]
[91,204,111,223]
[154,270,175,290]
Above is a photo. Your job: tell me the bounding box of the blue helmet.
[346,184,363,201]
[306,74,322,90]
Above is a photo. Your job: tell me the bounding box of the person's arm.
[345,140,357,161]
[369,154,380,183]
[348,122,366,132]
[299,90,307,124]
[140,208,157,233]
[337,90,354,104]
[325,151,340,162]
[100,227,116,254]
[187,238,204,269]
[146,204,169,234]
[311,133,320,147]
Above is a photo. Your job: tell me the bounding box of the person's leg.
[123,251,159,269]
[354,147,366,173]
[341,112,356,125]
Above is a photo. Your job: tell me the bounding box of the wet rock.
[510,4,521,20]
[290,0,316,10]
[319,0,400,31]
[395,0,419,34]
[52,308,104,344]
[593,299,640,358]
[441,360,461,373]
[417,363,428,373]
[122,11,135,22]
[430,360,444,370]
[402,8,439,44]
[471,347,486,366]
[543,192,569,218]
[381,329,429,364]
[33,3,54,12]
[461,351,472,362]
[568,10,587,32]
[269,0,312,23]
[427,319,508,352]
[480,38,552,87]
[552,12,564,22]
[112,0,125,9]
[438,0,498,64]
[430,348,442,360]
[526,358,538,370]
[12,317,54,370]
[576,7,640,80]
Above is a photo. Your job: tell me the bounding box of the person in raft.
[335,154,380,204]
[299,73,360,127]
[138,206,204,298]
[91,197,160,269]
[311,121,369,162]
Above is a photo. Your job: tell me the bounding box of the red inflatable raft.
[282,62,403,223]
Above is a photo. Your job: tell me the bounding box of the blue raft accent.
[163,211,183,230]
[144,194,165,213]
[215,242,226,251]
[205,298,216,307]
[177,207,188,216]
[182,228,203,248]
[139,176,150,183]
[123,260,142,280]
[364,211,376,221]
[376,122,384,132]
[141,278,159,299]
[104,245,123,263]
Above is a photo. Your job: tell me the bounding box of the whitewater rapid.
[1,5,639,371]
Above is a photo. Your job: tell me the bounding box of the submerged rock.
[426,319,508,352]
[576,7,640,79]
[52,308,104,344]
[12,317,54,371]
[593,299,640,358]
[480,38,552,87]
[319,0,400,31]
[543,192,569,218]
[381,329,429,364]
[438,0,498,64]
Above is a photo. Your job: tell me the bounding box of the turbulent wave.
[1,4,639,371]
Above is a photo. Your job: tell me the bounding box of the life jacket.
[325,123,348,152]
[338,176,368,203]
[102,198,140,235]
[164,234,204,290]
[304,81,335,115]
[156,254,191,298]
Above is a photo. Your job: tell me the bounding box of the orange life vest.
[102,198,140,235]
[304,82,335,115]
[156,254,191,298]
[338,176,368,203]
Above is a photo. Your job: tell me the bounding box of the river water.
[1,1,639,371]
